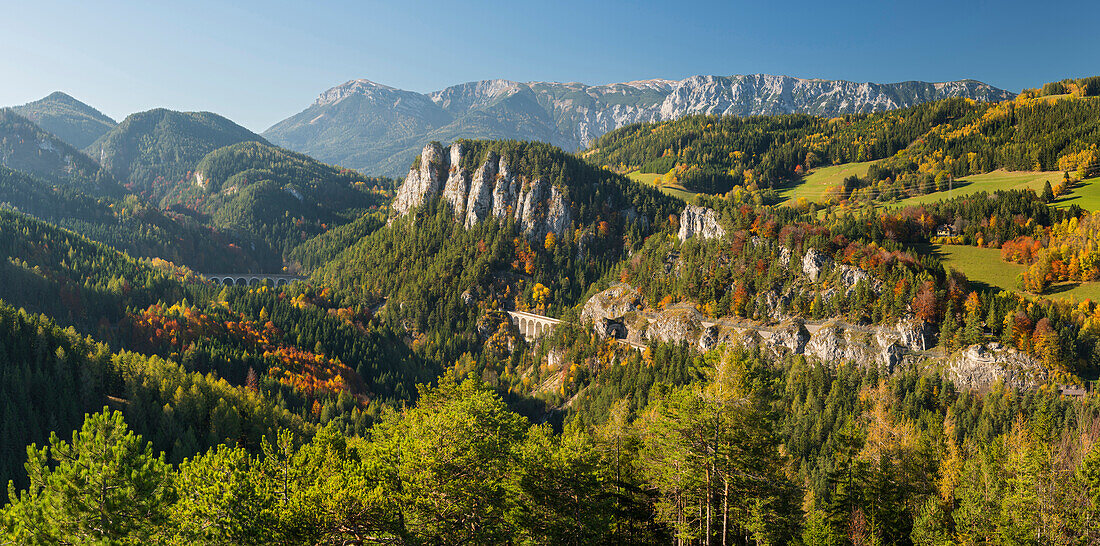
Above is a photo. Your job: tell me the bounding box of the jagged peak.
[429,79,522,108]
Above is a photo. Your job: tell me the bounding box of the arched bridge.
[507,310,561,341]
[204,273,306,287]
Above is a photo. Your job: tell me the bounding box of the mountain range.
[263,74,1015,176]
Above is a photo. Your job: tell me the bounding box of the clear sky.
[2,0,1097,132]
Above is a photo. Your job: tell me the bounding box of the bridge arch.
[236,278,247,286]
[506,311,561,341]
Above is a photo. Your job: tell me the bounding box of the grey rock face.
[947,343,1047,391]
[581,284,645,329]
[835,265,881,295]
[441,143,469,220]
[772,319,811,354]
[464,151,498,227]
[678,205,726,241]
[757,290,794,322]
[803,320,900,370]
[698,325,720,352]
[778,246,792,267]
[880,343,906,372]
[393,143,573,239]
[392,142,446,215]
[894,318,935,351]
[645,308,703,345]
[802,248,833,282]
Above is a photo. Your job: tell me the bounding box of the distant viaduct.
[203,273,306,287]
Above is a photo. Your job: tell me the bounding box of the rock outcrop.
[804,320,903,371]
[392,143,572,239]
[947,343,1047,391]
[645,308,703,345]
[575,286,1047,388]
[772,319,811,354]
[582,284,645,328]
[678,205,726,241]
[893,318,935,351]
[802,248,833,282]
[835,265,880,295]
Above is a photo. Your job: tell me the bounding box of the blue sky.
[2,0,1096,131]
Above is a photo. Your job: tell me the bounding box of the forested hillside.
[0,207,437,499]
[0,108,123,196]
[0,166,278,272]
[86,108,267,198]
[161,141,393,256]
[10,91,117,149]
[587,76,1100,198]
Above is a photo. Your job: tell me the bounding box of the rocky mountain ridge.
[264,74,1014,176]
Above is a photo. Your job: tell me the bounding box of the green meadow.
[922,243,1100,302]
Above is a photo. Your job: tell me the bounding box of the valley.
[2,71,1100,544]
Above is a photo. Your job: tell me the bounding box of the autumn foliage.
[130,301,357,397]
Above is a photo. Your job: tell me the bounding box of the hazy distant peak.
[10,91,117,149]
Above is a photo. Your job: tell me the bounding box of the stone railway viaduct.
[507,311,562,341]
[204,273,306,287]
[506,310,649,350]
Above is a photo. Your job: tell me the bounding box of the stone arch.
[223,277,234,285]
[535,322,543,337]
[236,278,247,286]
[276,278,288,286]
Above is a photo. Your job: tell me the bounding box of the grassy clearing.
[1053,176,1100,211]
[890,170,1063,208]
[920,243,1100,302]
[777,161,874,205]
[626,171,698,202]
[888,172,1100,212]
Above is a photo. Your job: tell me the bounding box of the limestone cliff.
[946,343,1047,391]
[677,204,726,241]
[392,142,572,239]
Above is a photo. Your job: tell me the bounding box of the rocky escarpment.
[678,204,726,241]
[392,142,572,239]
[946,343,1047,391]
[265,75,1014,176]
[579,284,939,373]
